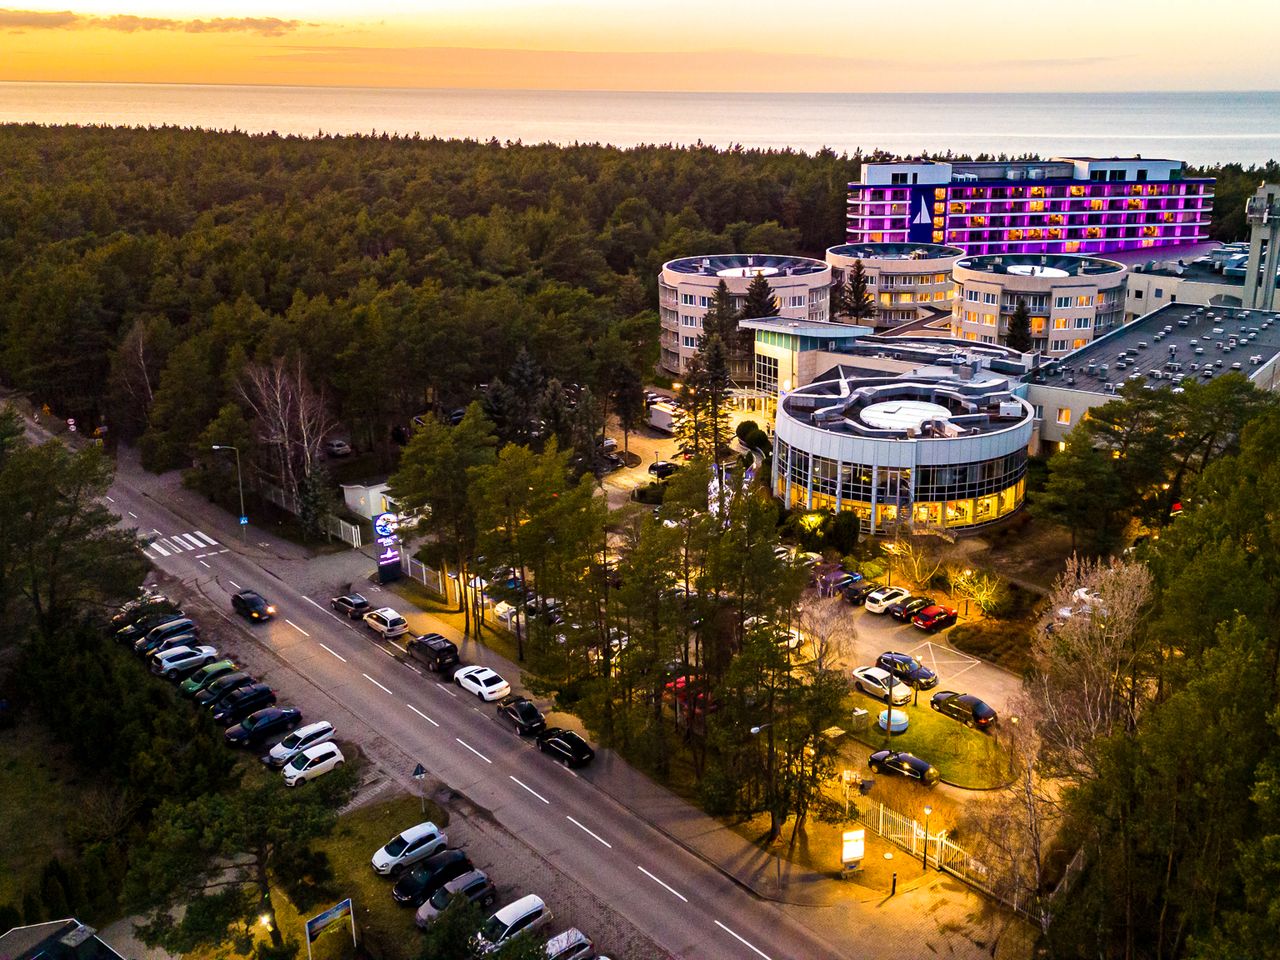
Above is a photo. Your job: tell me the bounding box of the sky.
[1,0,1278,91]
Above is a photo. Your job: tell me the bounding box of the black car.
[496,695,546,736]
[391,849,473,907]
[232,590,275,622]
[195,671,255,707]
[407,633,459,673]
[134,618,199,656]
[930,691,998,729]
[116,611,185,645]
[224,706,303,747]
[330,594,371,619]
[843,580,883,606]
[648,460,679,480]
[876,651,939,690]
[868,749,940,786]
[211,683,277,726]
[536,727,595,768]
[110,595,178,632]
[887,596,934,622]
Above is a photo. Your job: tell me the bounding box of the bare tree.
[950,566,1007,615]
[237,356,336,504]
[797,599,857,672]
[889,533,955,589]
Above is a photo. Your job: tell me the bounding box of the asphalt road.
[106,477,851,960]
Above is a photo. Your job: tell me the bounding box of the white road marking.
[637,865,687,902]
[714,921,772,960]
[318,643,346,662]
[218,549,229,554]
[285,619,310,637]
[184,533,207,549]
[127,511,138,518]
[304,596,347,624]
[194,553,207,559]
[442,687,458,698]
[199,559,210,569]
[407,704,439,727]
[166,538,192,552]
[508,776,549,804]
[149,541,170,557]
[193,530,218,546]
[105,495,114,503]
[228,580,241,591]
[363,673,394,695]
[455,738,492,763]
[566,816,612,849]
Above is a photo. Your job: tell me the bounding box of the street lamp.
[961,568,973,617]
[922,805,933,870]
[211,444,246,540]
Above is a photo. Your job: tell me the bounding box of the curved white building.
[952,253,1126,358]
[773,352,1034,533]
[658,254,832,375]
[826,242,964,328]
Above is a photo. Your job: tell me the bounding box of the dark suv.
[876,651,939,690]
[407,633,459,673]
[211,683,277,726]
[843,581,882,606]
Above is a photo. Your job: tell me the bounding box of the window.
[681,293,696,306]
[681,336,697,348]
[891,172,909,185]
[789,295,805,308]
[966,289,980,302]
[1051,338,1069,352]
[1056,408,1072,425]
[983,292,998,304]
[1053,317,1069,329]
[1033,404,1044,419]
[1132,288,1144,299]
[1073,338,1088,349]
[699,296,709,308]
[1154,287,1164,298]
[1054,296,1072,308]
[1075,317,1091,328]
[1136,168,1148,182]
[680,314,699,327]
[755,354,779,395]
[983,313,997,327]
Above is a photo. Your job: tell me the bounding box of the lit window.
[1056,408,1072,425]
[1053,318,1069,329]
[1090,199,1105,211]
[1073,338,1088,349]
[1029,200,1046,212]
[934,188,947,199]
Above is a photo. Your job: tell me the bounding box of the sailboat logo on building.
[913,195,931,225]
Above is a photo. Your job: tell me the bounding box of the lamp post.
[961,568,973,617]
[211,444,246,540]
[922,805,933,870]
[750,723,785,890]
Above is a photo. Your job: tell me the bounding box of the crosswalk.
[146,529,224,558]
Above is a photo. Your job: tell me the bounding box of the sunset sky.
[2,0,1278,92]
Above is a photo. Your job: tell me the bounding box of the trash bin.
[850,707,869,732]
[859,778,875,796]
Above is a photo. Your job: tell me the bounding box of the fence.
[400,553,447,599]
[259,482,364,548]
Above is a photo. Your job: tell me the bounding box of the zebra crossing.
[146,529,226,559]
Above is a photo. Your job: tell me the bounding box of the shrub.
[735,420,759,443]
[950,620,1033,674]
[631,482,666,505]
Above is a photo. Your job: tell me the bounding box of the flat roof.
[1036,303,1280,395]
[741,316,870,338]
[956,253,1126,277]
[827,242,965,261]
[664,254,827,276]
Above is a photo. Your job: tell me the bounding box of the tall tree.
[1005,298,1032,352]
[844,259,875,323]
[739,271,779,320]
[1032,429,1125,552]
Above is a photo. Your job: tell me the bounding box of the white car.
[266,720,335,769]
[743,616,804,651]
[282,742,345,786]
[473,895,552,954]
[151,644,219,679]
[363,607,409,638]
[454,665,511,701]
[852,665,913,706]
[370,821,448,875]
[324,438,352,457]
[864,586,911,614]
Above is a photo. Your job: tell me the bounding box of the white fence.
[400,553,447,598]
[259,481,363,548]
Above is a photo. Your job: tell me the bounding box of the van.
[408,633,459,673]
[474,895,552,954]
[544,928,594,960]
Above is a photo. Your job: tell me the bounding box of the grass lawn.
[846,691,1014,789]
[386,580,522,666]
[0,720,81,905]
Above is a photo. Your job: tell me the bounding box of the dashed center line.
[455,737,492,763]
[318,643,346,662]
[105,495,115,503]
[284,618,310,637]
[198,559,210,569]
[566,815,612,849]
[509,776,550,804]
[637,865,687,902]
[363,673,394,695]
[442,687,458,698]
[228,580,241,591]
[127,511,138,519]
[305,595,348,623]
[714,921,772,960]
[407,704,439,727]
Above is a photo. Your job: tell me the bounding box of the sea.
[1,83,1278,167]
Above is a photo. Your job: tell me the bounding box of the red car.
[912,605,958,632]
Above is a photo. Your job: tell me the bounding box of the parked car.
[330,594,371,619]
[415,869,497,929]
[282,742,345,787]
[472,895,552,954]
[265,720,335,769]
[324,438,353,457]
[232,590,275,622]
[407,633,459,673]
[181,659,238,697]
[864,586,911,614]
[876,651,939,690]
[454,665,511,701]
[536,727,595,768]
[913,605,958,632]
[887,595,934,622]
[111,595,178,632]
[496,695,546,736]
[844,580,883,606]
[868,749,940,787]
[545,928,594,960]
[930,691,997,729]
[391,849,473,907]
[851,665,913,706]
[116,610,185,644]
[134,618,198,655]
[211,683,276,726]
[371,821,448,876]
[364,607,409,638]
[822,571,861,593]
[597,437,619,454]
[195,671,254,707]
[648,460,679,480]
[146,632,201,661]
[152,644,219,679]
[224,706,302,747]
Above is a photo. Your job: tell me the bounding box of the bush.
[735,420,759,443]
[950,621,1033,674]
[631,482,666,505]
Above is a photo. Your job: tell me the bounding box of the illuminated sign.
[373,512,398,538]
[842,828,865,865]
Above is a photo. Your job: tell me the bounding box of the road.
[106,474,851,960]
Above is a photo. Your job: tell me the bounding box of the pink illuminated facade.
[847,157,1213,257]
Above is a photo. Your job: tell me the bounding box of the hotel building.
[826,242,964,329]
[846,157,1213,257]
[657,254,831,376]
[951,253,1127,358]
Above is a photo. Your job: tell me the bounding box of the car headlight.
[267,606,276,614]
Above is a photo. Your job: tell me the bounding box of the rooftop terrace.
[664,253,828,277]
[956,253,1126,278]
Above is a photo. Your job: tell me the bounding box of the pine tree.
[740,271,779,320]
[701,279,738,342]
[296,465,334,542]
[1006,299,1033,353]
[828,273,850,319]
[845,259,875,323]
